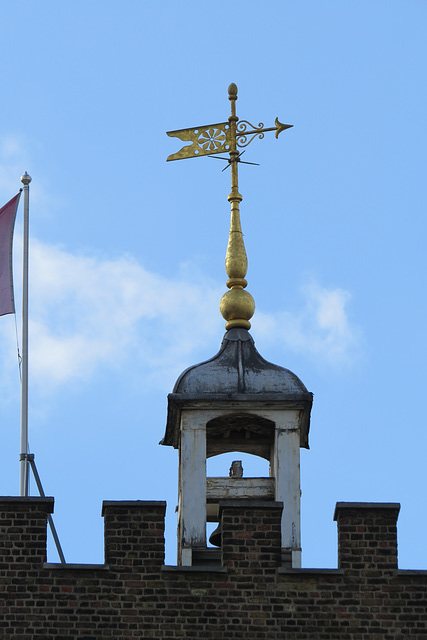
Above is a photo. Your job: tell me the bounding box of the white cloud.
[23,239,224,390]
[254,279,361,366]
[1,240,362,398]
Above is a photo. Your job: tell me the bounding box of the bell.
[209,523,221,547]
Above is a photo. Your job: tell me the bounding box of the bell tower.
[161,85,312,567]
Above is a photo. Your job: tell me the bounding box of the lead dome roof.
[161,328,313,449]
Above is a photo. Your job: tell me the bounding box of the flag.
[0,192,21,316]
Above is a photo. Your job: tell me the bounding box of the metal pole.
[27,455,66,564]
[19,171,31,497]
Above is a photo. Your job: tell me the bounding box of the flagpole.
[19,171,31,497]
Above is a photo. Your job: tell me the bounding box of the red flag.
[0,193,21,316]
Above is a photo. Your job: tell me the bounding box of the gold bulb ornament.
[220,288,255,330]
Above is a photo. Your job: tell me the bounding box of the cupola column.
[178,411,206,566]
[271,410,302,567]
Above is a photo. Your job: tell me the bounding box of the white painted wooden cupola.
[161,327,313,568]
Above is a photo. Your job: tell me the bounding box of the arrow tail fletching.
[166,122,231,161]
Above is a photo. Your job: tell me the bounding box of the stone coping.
[101,500,167,516]
[39,564,427,577]
[44,563,109,571]
[164,566,344,575]
[219,499,284,510]
[0,496,54,512]
[45,563,225,572]
[334,501,401,520]
[278,568,344,575]
[162,565,227,573]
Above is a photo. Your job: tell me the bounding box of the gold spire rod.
[219,83,254,331]
[166,84,292,331]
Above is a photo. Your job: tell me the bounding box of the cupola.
[162,84,313,567]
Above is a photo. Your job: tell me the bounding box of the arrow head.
[275,118,293,139]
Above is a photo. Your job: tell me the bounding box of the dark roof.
[161,328,313,449]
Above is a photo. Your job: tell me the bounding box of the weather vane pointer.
[166,83,292,162]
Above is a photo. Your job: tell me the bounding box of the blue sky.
[0,1,426,568]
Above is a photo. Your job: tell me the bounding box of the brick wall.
[220,500,283,572]
[334,502,400,573]
[0,497,426,639]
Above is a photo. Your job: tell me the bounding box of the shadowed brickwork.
[0,497,426,639]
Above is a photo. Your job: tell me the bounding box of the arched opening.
[206,412,275,460]
[206,451,272,546]
[206,451,270,478]
[205,413,276,546]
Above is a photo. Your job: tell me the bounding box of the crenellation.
[101,500,166,571]
[334,503,400,575]
[5,498,422,636]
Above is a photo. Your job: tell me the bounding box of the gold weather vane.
[166,83,292,331]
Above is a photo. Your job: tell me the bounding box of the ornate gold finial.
[228,83,238,98]
[218,83,254,330]
[166,84,292,330]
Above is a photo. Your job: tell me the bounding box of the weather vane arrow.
[166,84,292,162]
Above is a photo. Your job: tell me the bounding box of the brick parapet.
[0,498,426,638]
[0,497,53,569]
[334,502,400,574]
[101,500,166,570]
[219,500,283,573]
